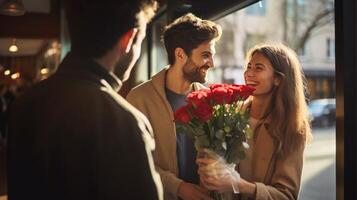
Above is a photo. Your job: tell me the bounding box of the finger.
[192,187,214,200]
[200,176,221,190]
[197,192,214,200]
[199,166,230,179]
[198,162,223,172]
[195,185,209,194]
[196,158,218,165]
[197,166,216,177]
[200,176,214,190]
[197,148,208,154]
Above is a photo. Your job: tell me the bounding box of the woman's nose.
[244,69,254,77]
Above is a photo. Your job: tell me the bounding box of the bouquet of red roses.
[174,83,255,199]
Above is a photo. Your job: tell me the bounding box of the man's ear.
[174,47,188,63]
[119,28,138,53]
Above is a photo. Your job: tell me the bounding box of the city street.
[299,126,336,200]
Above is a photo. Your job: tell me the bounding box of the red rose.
[210,86,233,105]
[187,89,211,106]
[228,84,255,101]
[209,83,229,90]
[192,102,213,122]
[237,85,255,100]
[174,105,192,124]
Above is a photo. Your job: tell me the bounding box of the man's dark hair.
[162,13,222,65]
[65,0,157,58]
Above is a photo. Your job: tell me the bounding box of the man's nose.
[208,58,214,68]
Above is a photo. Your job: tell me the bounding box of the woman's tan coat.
[239,101,306,200]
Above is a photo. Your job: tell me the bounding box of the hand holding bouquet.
[174,84,255,199]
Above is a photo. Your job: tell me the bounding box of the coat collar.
[151,66,207,116]
[243,97,278,182]
[58,52,123,92]
[151,66,174,119]
[251,117,276,182]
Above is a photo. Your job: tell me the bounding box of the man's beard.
[182,58,210,83]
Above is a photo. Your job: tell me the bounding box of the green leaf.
[246,126,253,139]
[237,150,246,160]
[217,112,224,128]
[194,127,205,136]
[215,129,224,139]
[195,135,210,150]
[222,141,227,150]
[224,126,231,133]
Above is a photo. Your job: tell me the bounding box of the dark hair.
[162,13,222,65]
[65,0,157,58]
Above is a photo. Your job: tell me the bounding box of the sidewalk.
[299,126,336,200]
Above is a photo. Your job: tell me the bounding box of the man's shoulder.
[132,79,155,91]
[129,67,167,96]
[113,94,155,140]
[127,79,155,98]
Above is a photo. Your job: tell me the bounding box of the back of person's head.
[65,0,157,58]
[246,42,312,155]
[162,13,222,65]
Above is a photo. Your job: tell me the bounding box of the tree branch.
[295,7,334,51]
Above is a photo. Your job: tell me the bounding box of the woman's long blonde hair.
[246,43,312,155]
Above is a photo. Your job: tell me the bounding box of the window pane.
[212,1,335,199]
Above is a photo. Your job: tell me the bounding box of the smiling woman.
[244,52,279,97]
[197,42,312,200]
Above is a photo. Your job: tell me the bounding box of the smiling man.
[127,13,221,200]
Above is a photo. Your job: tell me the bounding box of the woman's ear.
[119,28,138,53]
[274,77,281,86]
[174,47,188,63]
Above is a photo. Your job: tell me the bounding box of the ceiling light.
[9,44,18,52]
[9,38,18,52]
[11,72,20,79]
[4,69,11,75]
[40,68,49,75]
[0,0,25,16]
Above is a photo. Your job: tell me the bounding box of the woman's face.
[244,52,278,97]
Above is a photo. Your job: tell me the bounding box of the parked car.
[308,98,336,127]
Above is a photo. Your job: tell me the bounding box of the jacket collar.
[151,66,207,95]
[243,97,278,182]
[151,66,175,119]
[58,52,123,92]
[151,66,207,116]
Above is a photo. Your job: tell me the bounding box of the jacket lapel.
[151,67,208,121]
[152,67,175,121]
[252,118,276,183]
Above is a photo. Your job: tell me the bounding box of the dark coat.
[7,52,162,200]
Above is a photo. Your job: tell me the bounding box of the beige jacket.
[238,100,306,200]
[127,67,206,200]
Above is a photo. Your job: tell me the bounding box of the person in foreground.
[127,13,221,200]
[197,43,312,200]
[7,1,163,200]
